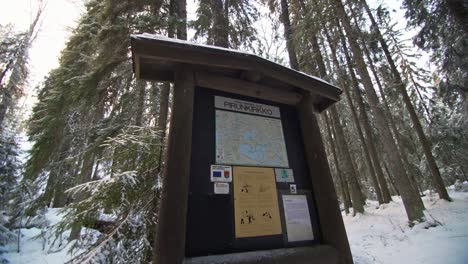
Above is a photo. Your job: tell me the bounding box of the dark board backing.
[185,87,321,257]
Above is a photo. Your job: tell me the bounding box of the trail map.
[215,110,289,167]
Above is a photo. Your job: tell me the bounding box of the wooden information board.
[185,88,320,257]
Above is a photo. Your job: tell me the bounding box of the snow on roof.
[131,33,338,89]
[134,33,255,56]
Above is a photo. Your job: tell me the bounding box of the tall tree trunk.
[330,106,365,215]
[324,113,350,214]
[332,0,425,222]
[69,101,104,241]
[157,0,176,168]
[334,25,393,203]
[358,32,421,198]
[176,0,187,40]
[287,0,361,215]
[444,0,468,33]
[135,80,146,127]
[322,27,385,204]
[359,0,451,201]
[68,150,96,241]
[310,27,370,208]
[383,160,400,196]
[213,0,229,47]
[280,0,299,70]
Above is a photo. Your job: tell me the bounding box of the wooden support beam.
[134,55,141,79]
[194,71,302,105]
[153,69,195,264]
[297,93,353,264]
[240,70,263,82]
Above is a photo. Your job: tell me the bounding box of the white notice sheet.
[282,195,314,242]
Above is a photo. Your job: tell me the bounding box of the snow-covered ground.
[2,185,468,263]
[345,185,468,264]
[2,208,80,264]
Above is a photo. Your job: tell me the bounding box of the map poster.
[234,166,282,238]
[282,195,314,242]
[215,109,289,168]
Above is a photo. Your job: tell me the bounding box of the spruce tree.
[331,0,425,223]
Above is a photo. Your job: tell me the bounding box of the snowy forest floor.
[346,184,468,264]
[2,185,468,264]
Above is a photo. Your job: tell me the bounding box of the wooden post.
[153,69,195,264]
[297,93,353,264]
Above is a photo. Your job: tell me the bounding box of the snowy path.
[344,188,468,264]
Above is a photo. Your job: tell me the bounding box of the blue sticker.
[213,171,222,177]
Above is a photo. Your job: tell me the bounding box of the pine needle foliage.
[24,0,173,262]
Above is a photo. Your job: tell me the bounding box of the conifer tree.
[0,5,42,128]
[356,0,451,201]
[193,0,258,48]
[331,0,425,222]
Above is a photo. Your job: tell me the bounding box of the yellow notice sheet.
[234,166,282,238]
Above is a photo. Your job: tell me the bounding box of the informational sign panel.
[186,88,319,257]
[234,166,282,238]
[215,110,289,167]
[210,165,232,182]
[282,195,314,242]
[215,96,281,118]
[274,168,294,182]
[214,182,229,194]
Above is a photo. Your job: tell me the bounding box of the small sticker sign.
[290,184,297,194]
[214,182,230,194]
[216,148,224,160]
[211,165,232,182]
[274,168,294,182]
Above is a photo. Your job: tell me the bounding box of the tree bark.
[176,0,187,40]
[68,150,96,241]
[324,113,350,215]
[330,106,365,215]
[334,26,393,203]
[68,100,104,241]
[280,0,299,70]
[135,80,146,126]
[383,160,400,196]
[359,0,451,201]
[444,0,468,33]
[212,0,229,48]
[332,0,425,222]
[322,27,385,204]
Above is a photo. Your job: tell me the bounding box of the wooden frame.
[153,69,195,263]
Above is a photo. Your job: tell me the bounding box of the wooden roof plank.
[130,34,342,110]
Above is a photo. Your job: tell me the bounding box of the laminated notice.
[282,195,314,242]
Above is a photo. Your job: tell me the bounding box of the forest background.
[0,0,467,263]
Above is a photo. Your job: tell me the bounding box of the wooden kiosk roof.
[131,34,341,111]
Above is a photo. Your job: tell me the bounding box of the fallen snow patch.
[344,188,468,264]
[1,208,98,264]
